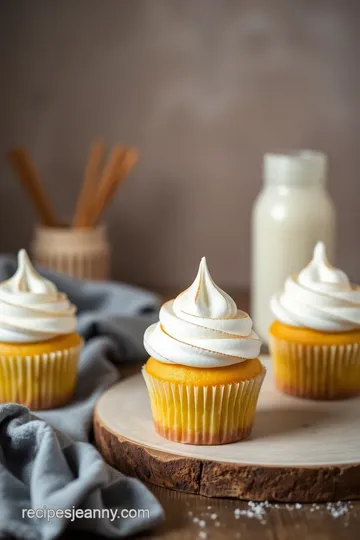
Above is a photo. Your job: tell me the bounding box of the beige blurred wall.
[1,0,360,289]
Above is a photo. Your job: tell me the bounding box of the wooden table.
[72,481,360,540]
[84,288,360,539]
[146,484,360,539]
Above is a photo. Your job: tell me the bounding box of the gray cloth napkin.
[0,255,164,539]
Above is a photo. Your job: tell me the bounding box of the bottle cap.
[263,150,327,186]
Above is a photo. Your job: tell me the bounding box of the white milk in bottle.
[251,151,336,344]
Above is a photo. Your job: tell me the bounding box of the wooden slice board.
[94,356,360,502]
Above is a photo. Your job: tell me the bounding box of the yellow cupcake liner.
[0,342,83,410]
[270,336,360,400]
[142,367,265,445]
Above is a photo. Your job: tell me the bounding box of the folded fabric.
[0,254,164,539]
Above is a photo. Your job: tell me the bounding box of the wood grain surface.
[94,353,360,502]
[66,486,360,540]
[94,411,360,504]
[147,485,360,540]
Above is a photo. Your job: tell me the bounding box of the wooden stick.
[8,148,58,226]
[72,140,106,227]
[89,145,127,225]
[91,147,138,226]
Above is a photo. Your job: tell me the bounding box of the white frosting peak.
[7,250,58,295]
[174,257,237,319]
[298,242,350,289]
[144,258,261,368]
[271,242,360,332]
[0,250,77,343]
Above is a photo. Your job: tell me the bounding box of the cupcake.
[270,242,360,400]
[142,257,265,445]
[0,250,83,409]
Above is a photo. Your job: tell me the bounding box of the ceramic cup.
[31,224,110,280]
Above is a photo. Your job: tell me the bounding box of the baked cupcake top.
[0,249,76,343]
[271,242,360,332]
[144,257,261,367]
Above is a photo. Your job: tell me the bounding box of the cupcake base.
[0,333,83,410]
[269,322,360,400]
[143,363,265,445]
[153,420,252,445]
[270,338,360,400]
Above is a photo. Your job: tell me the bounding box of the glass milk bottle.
[251,151,336,344]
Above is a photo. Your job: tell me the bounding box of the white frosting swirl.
[144,257,261,367]
[0,250,77,343]
[271,242,360,332]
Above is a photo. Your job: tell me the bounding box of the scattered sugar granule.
[327,502,352,519]
[228,500,353,525]
[207,506,212,510]
[215,521,220,527]
[188,511,193,516]
[193,517,199,523]
[210,513,218,520]
[198,532,207,539]
[233,502,267,522]
[198,520,206,528]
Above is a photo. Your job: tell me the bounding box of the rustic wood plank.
[94,412,360,503]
